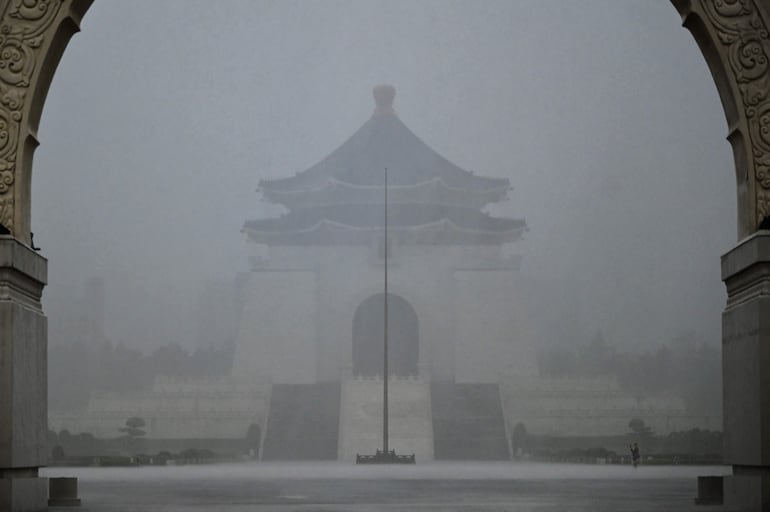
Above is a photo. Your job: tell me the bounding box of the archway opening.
[352,293,418,377]
[8,0,756,506]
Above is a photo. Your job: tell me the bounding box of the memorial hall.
[51,86,714,461]
[233,84,529,460]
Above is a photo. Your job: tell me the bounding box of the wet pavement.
[43,462,730,511]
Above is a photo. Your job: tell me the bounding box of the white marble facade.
[233,241,534,385]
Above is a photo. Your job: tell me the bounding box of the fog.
[35,0,733,356]
[34,1,735,489]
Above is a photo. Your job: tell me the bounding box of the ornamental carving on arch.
[0,0,63,232]
[699,0,770,223]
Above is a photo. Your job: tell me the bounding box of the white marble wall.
[499,375,720,437]
[49,376,270,439]
[236,241,527,383]
[0,238,49,511]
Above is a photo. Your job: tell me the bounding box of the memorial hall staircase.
[431,383,510,460]
[338,377,434,461]
[261,382,341,460]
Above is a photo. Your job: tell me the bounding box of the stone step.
[338,377,433,462]
[431,383,510,460]
[261,382,341,460]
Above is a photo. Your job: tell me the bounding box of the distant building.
[235,84,531,385]
[224,85,530,460]
[50,87,717,458]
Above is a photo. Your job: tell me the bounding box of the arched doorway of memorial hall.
[352,293,418,377]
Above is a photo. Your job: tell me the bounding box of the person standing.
[630,442,641,468]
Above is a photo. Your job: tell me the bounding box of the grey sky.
[34,0,734,352]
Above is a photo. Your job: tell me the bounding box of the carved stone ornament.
[0,0,63,233]
[699,0,770,224]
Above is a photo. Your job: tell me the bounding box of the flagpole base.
[356,449,415,464]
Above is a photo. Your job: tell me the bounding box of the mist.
[35,2,733,507]
[34,0,732,355]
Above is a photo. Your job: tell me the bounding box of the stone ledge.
[721,232,770,310]
[48,477,80,507]
[0,237,47,286]
[721,231,770,282]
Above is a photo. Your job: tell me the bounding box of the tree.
[150,344,190,376]
[628,417,654,438]
[119,417,146,439]
[51,445,65,461]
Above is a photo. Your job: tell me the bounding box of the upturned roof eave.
[241,223,526,246]
[255,113,510,193]
[242,217,527,237]
[259,177,511,208]
[258,173,510,192]
[257,168,511,194]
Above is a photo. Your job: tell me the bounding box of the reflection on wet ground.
[44,462,730,511]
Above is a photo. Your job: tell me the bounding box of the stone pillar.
[721,232,770,511]
[0,236,48,512]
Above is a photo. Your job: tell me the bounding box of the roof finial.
[373,84,396,115]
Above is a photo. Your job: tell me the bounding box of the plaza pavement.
[43,461,730,511]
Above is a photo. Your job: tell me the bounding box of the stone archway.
[352,293,419,377]
[0,1,769,509]
[0,1,765,242]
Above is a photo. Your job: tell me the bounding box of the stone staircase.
[338,377,434,462]
[261,382,341,460]
[431,383,510,460]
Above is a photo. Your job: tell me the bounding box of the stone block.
[48,477,80,506]
[719,233,770,511]
[694,475,723,505]
[723,474,770,512]
[0,476,49,512]
[721,296,770,466]
[0,238,48,469]
[721,233,770,467]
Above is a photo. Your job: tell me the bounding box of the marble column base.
[0,473,48,512]
[723,472,770,511]
[720,232,770,511]
[0,237,48,512]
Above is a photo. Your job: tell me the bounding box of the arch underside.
[0,0,768,240]
[672,0,770,237]
[0,0,767,419]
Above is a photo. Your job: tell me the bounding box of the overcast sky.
[33,0,734,352]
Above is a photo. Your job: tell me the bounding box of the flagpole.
[353,165,413,464]
[383,167,389,454]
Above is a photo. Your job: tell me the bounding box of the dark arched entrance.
[352,293,418,377]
